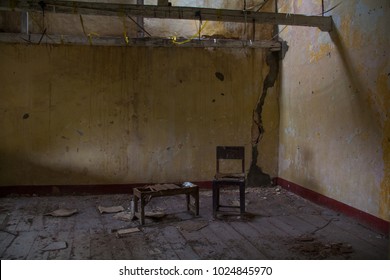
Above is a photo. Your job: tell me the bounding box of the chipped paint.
[309,43,333,63]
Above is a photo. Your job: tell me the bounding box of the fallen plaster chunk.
[145,211,166,219]
[229,200,249,207]
[45,208,78,217]
[98,205,125,214]
[113,211,134,222]
[116,227,140,238]
[148,248,162,255]
[182,182,197,188]
[42,241,67,251]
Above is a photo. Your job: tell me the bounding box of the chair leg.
[212,182,219,216]
[239,182,245,213]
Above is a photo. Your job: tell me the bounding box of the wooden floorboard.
[0,187,388,260]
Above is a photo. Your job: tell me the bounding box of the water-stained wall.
[0,44,279,186]
[278,0,389,221]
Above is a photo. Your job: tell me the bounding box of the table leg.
[239,182,245,213]
[186,193,190,211]
[140,195,145,225]
[194,190,199,216]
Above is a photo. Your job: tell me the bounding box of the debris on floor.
[113,211,134,222]
[228,199,249,207]
[178,220,208,232]
[290,236,354,259]
[45,208,78,217]
[145,211,166,219]
[97,205,124,214]
[182,182,197,188]
[148,248,162,255]
[115,227,140,238]
[42,241,67,251]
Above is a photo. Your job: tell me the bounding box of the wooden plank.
[227,219,272,259]
[0,33,281,49]
[89,231,112,260]
[142,226,179,260]
[245,217,299,259]
[1,231,38,259]
[0,232,17,258]
[69,229,91,259]
[161,225,200,259]
[204,221,247,259]
[214,220,268,259]
[25,230,50,260]
[120,230,153,259]
[47,230,73,260]
[0,0,332,31]
[177,224,219,259]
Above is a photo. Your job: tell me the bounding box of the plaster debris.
[98,205,125,214]
[148,248,162,255]
[296,235,315,242]
[145,211,166,219]
[113,211,134,222]
[182,182,197,188]
[116,227,140,238]
[42,241,67,251]
[290,237,354,259]
[228,199,249,207]
[45,208,78,217]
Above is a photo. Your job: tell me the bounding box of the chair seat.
[214,172,245,180]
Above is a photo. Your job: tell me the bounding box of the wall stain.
[215,72,224,81]
[309,43,333,63]
[247,50,279,187]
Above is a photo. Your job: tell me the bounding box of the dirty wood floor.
[0,186,388,260]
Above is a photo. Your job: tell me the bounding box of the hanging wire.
[171,20,209,45]
[315,2,342,16]
[79,15,99,45]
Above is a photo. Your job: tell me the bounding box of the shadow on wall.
[0,150,116,195]
[329,26,380,132]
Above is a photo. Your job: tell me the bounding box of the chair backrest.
[216,146,245,174]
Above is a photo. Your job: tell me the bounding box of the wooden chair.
[212,146,246,217]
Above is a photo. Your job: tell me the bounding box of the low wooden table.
[133,184,199,225]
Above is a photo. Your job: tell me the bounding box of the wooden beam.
[0,33,282,50]
[0,0,332,31]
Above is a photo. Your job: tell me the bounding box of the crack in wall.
[247,50,280,187]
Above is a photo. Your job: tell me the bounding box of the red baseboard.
[275,177,390,236]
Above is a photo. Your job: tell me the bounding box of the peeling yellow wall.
[0,43,278,186]
[278,0,389,221]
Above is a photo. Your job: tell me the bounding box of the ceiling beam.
[0,0,332,31]
[0,33,282,50]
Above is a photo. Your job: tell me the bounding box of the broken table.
[133,184,199,225]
